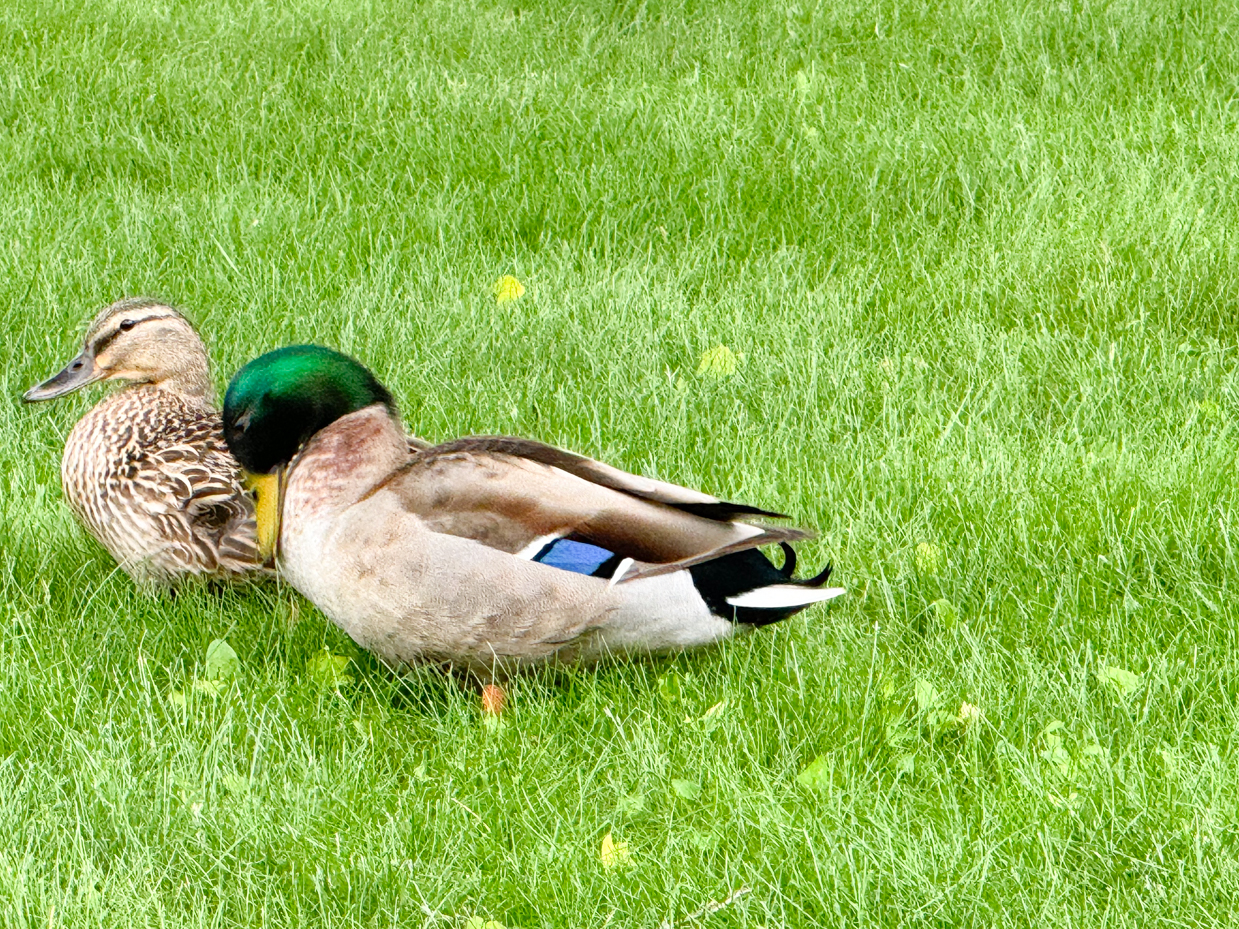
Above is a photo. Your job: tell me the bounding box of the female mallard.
[23,298,263,588]
[223,345,843,688]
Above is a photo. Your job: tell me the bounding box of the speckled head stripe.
[86,299,186,356]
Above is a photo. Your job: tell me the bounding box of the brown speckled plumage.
[25,298,264,588]
[60,386,260,585]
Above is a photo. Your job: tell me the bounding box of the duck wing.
[370,435,811,577]
[150,413,263,573]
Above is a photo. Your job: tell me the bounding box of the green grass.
[4,0,1239,924]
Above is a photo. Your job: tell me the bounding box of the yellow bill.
[243,469,283,565]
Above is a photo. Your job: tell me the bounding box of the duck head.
[223,345,394,562]
[24,298,213,403]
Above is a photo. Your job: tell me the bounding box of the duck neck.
[286,404,409,512]
[155,350,214,403]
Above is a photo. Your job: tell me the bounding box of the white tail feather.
[725,585,846,609]
[608,557,636,587]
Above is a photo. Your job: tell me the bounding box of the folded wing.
[375,435,811,576]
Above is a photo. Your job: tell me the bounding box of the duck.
[222,345,844,698]
[23,297,265,589]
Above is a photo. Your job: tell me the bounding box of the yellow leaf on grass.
[697,344,737,378]
[600,831,632,870]
[914,541,942,574]
[493,275,526,304]
[1098,665,1142,701]
[957,702,982,727]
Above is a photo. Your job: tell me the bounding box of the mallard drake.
[223,345,844,689]
[23,298,264,588]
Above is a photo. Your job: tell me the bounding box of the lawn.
[3,0,1239,925]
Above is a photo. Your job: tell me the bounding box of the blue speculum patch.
[532,539,618,576]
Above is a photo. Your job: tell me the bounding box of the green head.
[223,345,395,475]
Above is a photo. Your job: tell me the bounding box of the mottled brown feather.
[60,386,263,586]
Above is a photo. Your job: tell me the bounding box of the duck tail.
[688,546,844,627]
[778,541,797,578]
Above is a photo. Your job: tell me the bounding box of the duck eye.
[118,319,137,332]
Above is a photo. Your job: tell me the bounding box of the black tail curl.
[690,544,834,626]
[779,541,797,578]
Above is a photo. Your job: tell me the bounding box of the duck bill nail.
[246,469,283,566]
[23,351,101,402]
